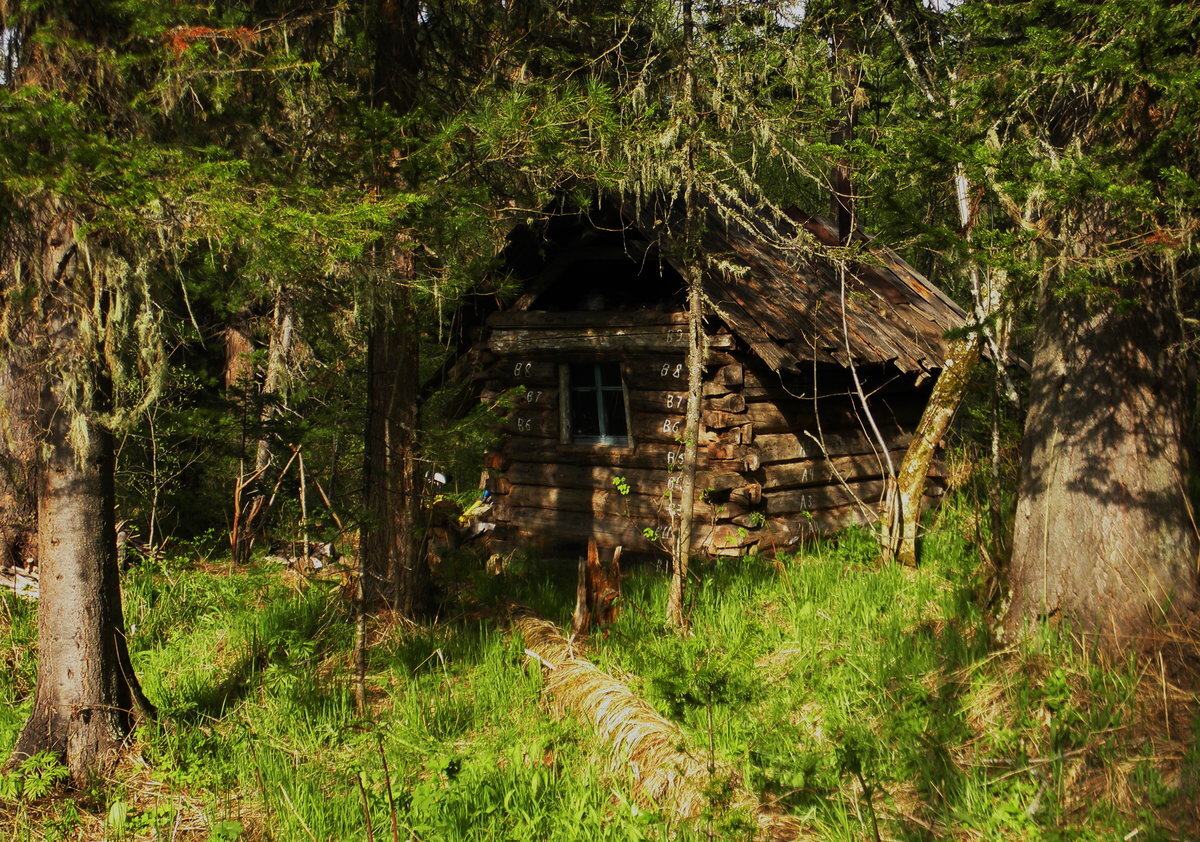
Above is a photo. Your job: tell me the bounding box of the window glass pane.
[569,363,595,385]
[596,362,622,388]
[601,389,627,438]
[570,386,600,437]
[567,362,627,444]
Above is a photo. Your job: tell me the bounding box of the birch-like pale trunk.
[667,266,706,631]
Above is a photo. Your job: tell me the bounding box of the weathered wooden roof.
[620,196,968,374]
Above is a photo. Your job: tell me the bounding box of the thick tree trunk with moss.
[7,212,152,783]
[1004,278,1197,648]
[10,402,150,782]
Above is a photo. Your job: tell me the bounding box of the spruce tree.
[953,0,1200,646]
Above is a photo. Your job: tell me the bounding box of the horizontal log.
[706,401,917,440]
[500,461,748,496]
[716,363,744,387]
[703,409,750,429]
[729,483,762,506]
[489,502,887,557]
[495,406,700,443]
[481,385,557,409]
[707,457,756,475]
[492,506,662,552]
[761,450,906,491]
[620,358,699,389]
[483,451,506,471]
[748,508,877,550]
[495,408,558,439]
[497,483,750,522]
[763,479,886,516]
[489,327,735,356]
[501,438,707,471]
[703,427,746,446]
[755,430,914,464]
[627,389,692,417]
[489,326,686,355]
[620,356,737,389]
[491,505,729,554]
[486,386,696,419]
[706,442,760,471]
[482,360,559,386]
[487,310,689,329]
[705,393,746,413]
[707,523,761,556]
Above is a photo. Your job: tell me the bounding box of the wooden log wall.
[477,310,942,558]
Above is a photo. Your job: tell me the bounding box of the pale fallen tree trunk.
[510,610,809,841]
[883,334,982,565]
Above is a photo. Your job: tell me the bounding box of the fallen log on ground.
[510,609,808,840]
[0,567,38,600]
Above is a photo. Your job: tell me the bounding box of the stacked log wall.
[476,311,942,558]
[479,311,707,556]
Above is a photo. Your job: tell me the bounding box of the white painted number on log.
[665,393,687,409]
[513,362,533,377]
[659,363,683,378]
[516,417,532,433]
[661,419,681,435]
[525,391,543,404]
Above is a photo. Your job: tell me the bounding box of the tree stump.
[572,539,622,635]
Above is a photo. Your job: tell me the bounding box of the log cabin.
[470,197,968,558]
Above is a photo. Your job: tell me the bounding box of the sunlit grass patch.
[1,499,1197,840]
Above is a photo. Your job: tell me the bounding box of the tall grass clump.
[584,498,1199,840]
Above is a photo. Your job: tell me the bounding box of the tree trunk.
[829,9,858,245]
[234,287,294,556]
[10,401,151,782]
[573,539,622,635]
[254,287,295,477]
[1004,277,1197,648]
[883,334,982,565]
[7,211,152,783]
[668,265,705,630]
[361,280,426,616]
[0,338,39,572]
[223,307,256,390]
[359,0,427,618]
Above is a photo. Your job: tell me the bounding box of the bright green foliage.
[0,593,37,750]
[950,0,1200,295]
[0,752,70,801]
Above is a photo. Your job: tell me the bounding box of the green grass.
[1,498,1197,840]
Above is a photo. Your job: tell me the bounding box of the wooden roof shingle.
[620,195,968,374]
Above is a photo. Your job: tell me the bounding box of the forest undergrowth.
[2,497,1199,841]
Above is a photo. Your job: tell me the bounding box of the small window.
[566,363,628,445]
